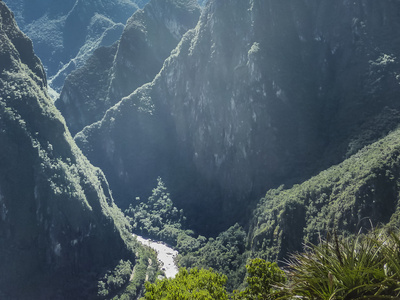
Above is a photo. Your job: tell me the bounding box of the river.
[133,234,179,278]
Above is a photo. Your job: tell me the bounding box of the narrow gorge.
[2,0,400,298]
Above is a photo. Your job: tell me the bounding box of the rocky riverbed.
[133,234,179,278]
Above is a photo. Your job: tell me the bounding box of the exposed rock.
[75,0,400,235]
[57,0,201,135]
[57,44,118,135]
[0,3,143,298]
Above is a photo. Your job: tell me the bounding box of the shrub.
[142,268,229,300]
[232,258,286,300]
[281,230,400,299]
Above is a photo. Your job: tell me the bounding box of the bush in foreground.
[281,229,400,299]
[142,268,229,300]
[142,228,400,299]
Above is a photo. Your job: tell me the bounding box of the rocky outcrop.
[0,3,143,298]
[75,0,400,235]
[57,0,201,135]
[3,0,150,94]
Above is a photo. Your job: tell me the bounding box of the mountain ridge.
[2,0,400,296]
[248,124,400,261]
[0,2,150,298]
[3,0,150,94]
[74,0,400,235]
[57,0,201,135]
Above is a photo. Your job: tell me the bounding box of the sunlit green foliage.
[178,223,247,291]
[125,177,185,243]
[142,268,229,300]
[249,128,400,262]
[233,259,286,300]
[141,229,400,300]
[280,229,400,299]
[108,250,160,300]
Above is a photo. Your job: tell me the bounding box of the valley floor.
[133,234,179,278]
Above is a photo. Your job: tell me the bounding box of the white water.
[133,234,179,278]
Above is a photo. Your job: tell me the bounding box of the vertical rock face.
[106,0,201,106]
[57,0,201,135]
[3,0,151,94]
[56,44,119,135]
[75,0,400,234]
[0,3,138,298]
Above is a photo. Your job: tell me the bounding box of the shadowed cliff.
[57,0,201,135]
[73,0,400,235]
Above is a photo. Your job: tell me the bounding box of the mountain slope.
[57,0,201,135]
[248,126,400,262]
[0,3,148,298]
[74,0,400,235]
[3,0,150,94]
[175,126,400,289]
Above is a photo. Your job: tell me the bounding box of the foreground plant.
[282,229,400,299]
[142,268,229,300]
[232,258,286,299]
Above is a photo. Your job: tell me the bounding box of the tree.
[233,259,286,300]
[142,268,229,300]
[125,177,185,239]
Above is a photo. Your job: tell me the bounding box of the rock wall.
[57,0,201,135]
[75,0,400,234]
[3,0,150,94]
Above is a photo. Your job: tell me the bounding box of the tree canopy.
[142,268,229,300]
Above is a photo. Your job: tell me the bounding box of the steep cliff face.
[56,44,118,136]
[0,3,143,298]
[75,0,400,234]
[57,0,201,135]
[3,0,150,94]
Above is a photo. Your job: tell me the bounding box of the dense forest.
[2,0,400,299]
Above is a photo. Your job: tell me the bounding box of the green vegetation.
[143,229,400,299]
[98,249,160,300]
[98,260,134,298]
[142,268,229,300]
[280,229,400,299]
[129,127,400,298]
[0,4,152,297]
[125,177,186,244]
[249,127,400,262]
[79,125,400,298]
[232,259,286,300]
[124,177,249,291]
[178,223,248,291]
[124,177,248,291]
